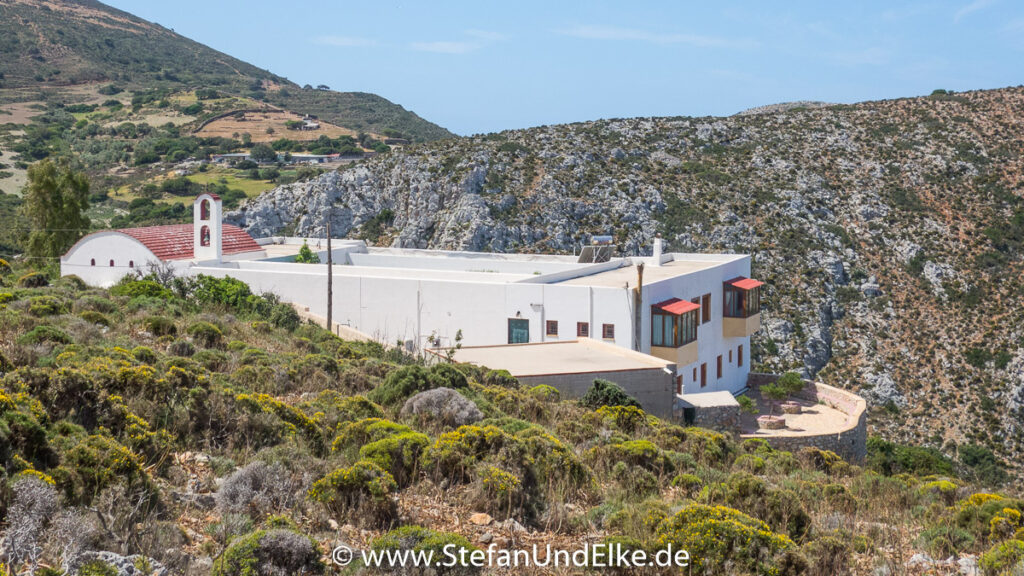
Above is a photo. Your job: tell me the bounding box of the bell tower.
[193,193,223,261]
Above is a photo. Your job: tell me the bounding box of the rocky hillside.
[0,0,452,141]
[228,87,1024,469]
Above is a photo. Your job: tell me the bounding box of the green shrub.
[269,303,300,331]
[372,525,479,575]
[212,528,324,576]
[55,433,151,504]
[240,347,270,366]
[77,561,118,576]
[194,349,231,371]
[866,436,954,476]
[596,405,648,434]
[111,279,172,299]
[955,493,1024,545]
[527,384,560,401]
[483,369,518,388]
[430,363,469,389]
[293,353,338,376]
[655,504,795,575]
[359,431,430,488]
[132,346,157,364]
[802,533,852,576]
[979,539,1024,575]
[28,295,67,316]
[958,443,1009,486]
[580,379,640,409]
[168,340,195,357]
[0,258,10,275]
[0,292,15,305]
[144,315,177,336]
[294,240,320,263]
[300,392,383,431]
[187,321,223,348]
[799,447,849,475]
[671,473,701,492]
[333,417,429,487]
[17,272,49,288]
[919,480,958,504]
[19,325,71,345]
[250,320,272,333]
[919,524,976,557]
[79,310,110,326]
[369,365,433,406]
[308,461,398,528]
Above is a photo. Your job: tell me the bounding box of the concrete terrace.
[450,338,673,377]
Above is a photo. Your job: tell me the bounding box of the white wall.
[189,261,638,353]
[640,255,753,395]
[60,232,167,287]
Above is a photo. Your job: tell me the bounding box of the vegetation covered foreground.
[0,263,1021,575]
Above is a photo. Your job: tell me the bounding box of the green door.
[508,318,529,344]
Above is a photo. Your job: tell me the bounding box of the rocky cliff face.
[227,87,1024,466]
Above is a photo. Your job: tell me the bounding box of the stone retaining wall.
[742,373,868,463]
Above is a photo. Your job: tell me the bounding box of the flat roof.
[557,255,743,287]
[679,391,739,408]
[244,240,747,287]
[449,338,674,377]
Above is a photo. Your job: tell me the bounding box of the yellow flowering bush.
[308,460,398,527]
[655,504,794,575]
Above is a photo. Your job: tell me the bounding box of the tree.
[737,395,759,416]
[295,240,320,264]
[249,143,276,163]
[777,372,805,395]
[22,159,90,258]
[761,382,788,418]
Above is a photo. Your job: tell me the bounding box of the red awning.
[726,277,765,290]
[653,297,700,315]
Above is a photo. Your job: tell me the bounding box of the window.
[129,260,134,268]
[692,367,697,381]
[676,375,683,394]
[724,284,761,318]
[701,293,712,324]
[729,349,733,363]
[200,225,211,247]
[546,320,558,336]
[90,258,95,266]
[109,259,114,267]
[508,318,529,344]
[577,322,589,337]
[200,199,211,220]
[738,345,744,367]
[700,363,707,388]
[717,355,723,379]
[602,323,615,339]
[651,306,698,347]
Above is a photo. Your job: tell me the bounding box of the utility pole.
[326,220,333,333]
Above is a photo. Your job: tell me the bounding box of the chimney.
[652,235,663,267]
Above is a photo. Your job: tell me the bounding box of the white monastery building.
[63,194,764,414]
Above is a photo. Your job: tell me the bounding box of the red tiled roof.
[725,277,765,290]
[116,224,262,261]
[653,297,700,315]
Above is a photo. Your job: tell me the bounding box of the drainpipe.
[633,263,644,351]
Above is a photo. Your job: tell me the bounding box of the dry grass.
[195,109,380,143]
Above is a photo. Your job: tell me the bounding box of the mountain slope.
[0,0,452,141]
[229,86,1024,468]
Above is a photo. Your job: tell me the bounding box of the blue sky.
[106,0,1024,135]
